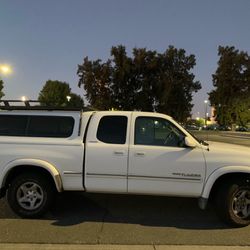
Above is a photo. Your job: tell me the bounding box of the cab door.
[85,112,131,193]
[128,114,205,197]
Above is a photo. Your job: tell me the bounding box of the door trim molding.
[128,174,202,182]
[86,173,127,178]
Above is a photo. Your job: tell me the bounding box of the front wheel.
[216,180,250,227]
[7,173,55,218]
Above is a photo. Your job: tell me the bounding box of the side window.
[135,117,185,147]
[0,115,28,136]
[0,115,74,138]
[97,116,127,144]
[27,116,74,138]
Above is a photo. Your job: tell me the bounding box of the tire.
[215,179,250,227]
[7,173,55,218]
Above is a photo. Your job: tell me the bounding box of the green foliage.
[78,45,201,121]
[66,93,84,108]
[195,118,205,127]
[155,47,201,121]
[77,58,112,110]
[209,46,250,126]
[38,80,71,107]
[38,80,84,108]
[231,98,250,126]
[0,78,4,99]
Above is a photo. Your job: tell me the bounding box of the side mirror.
[185,136,197,148]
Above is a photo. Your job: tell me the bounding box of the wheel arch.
[202,166,250,201]
[1,159,63,194]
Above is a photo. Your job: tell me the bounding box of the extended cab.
[0,104,249,227]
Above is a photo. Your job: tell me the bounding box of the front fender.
[201,166,250,199]
[0,158,63,192]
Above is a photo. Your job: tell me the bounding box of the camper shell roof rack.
[0,100,93,111]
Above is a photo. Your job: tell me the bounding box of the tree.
[66,93,84,108]
[77,58,112,110]
[38,80,84,108]
[209,46,250,126]
[78,45,201,121]
[0,78,4,99]
[155,46,201,121]
[231,98,250,126]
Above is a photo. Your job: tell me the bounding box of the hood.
[203,141,250,172]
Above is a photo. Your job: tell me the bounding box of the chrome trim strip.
[86,173,127,178]
[86,173,201,181]
[63,171,82,175]
[128,174,201,181]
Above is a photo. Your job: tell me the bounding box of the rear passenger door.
[85,112,131,193]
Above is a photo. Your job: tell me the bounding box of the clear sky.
[1,0,250,117]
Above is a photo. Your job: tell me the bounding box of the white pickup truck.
[0,105,249,227]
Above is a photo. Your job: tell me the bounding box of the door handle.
[88,140,99,143]
[135,152,145,156]
[114,150,125,155]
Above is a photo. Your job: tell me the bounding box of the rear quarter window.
[97,116,128,144]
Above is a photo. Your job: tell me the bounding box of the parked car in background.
[236,126,248,132]
[184,124,201,131]
[218,125,231,131]
[203,124,219,131]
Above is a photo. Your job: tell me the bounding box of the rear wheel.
[216,179,250,227]
[7,173,55,218]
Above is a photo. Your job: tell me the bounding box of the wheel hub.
[26,190,37,200]
[232,189,250,219]
[16,182,44,210]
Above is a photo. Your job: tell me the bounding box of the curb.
[1,244,250,250]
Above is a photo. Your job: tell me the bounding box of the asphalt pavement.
[191,131,250,147]
[1,244,250,250]
[1,193,250,246]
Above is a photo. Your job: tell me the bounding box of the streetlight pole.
[204,100,208,126]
